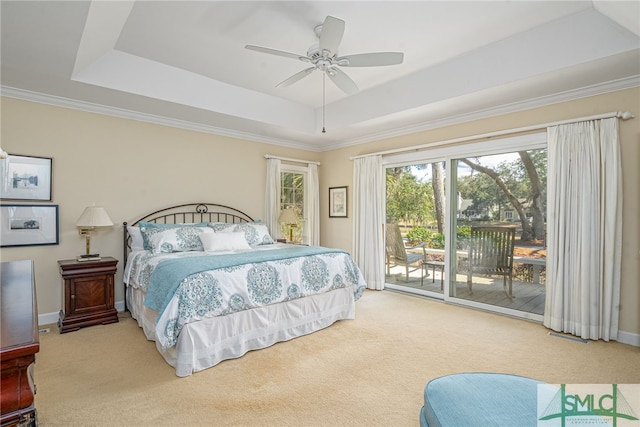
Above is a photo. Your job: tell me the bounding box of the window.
[280,166,305,243]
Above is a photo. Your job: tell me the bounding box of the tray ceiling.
[2,1,638,151]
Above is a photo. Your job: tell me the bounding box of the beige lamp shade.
[278,208,299,242]
[76,206,113,258]
[278,208,298,224]
[76,206,113,228]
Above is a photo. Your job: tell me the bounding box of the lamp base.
[288,223,298,243]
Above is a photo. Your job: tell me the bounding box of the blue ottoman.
[419,373,544,427]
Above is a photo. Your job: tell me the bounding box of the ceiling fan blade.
[318,16,345,55]
[327,67,359,95]
[337,52,404,67]
[245,45,309,62]
[276,67,316,88]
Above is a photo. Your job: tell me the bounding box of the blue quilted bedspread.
[145,245,346,320]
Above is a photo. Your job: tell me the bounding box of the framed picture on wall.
[0,154,53,201]
[0,204,59,247]
[329,186,348,218]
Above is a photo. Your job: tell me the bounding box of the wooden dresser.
[1,260,39,427]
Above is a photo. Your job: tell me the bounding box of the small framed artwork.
[329,186,348,218]
[0,154,53,201]
[1,204,59,247]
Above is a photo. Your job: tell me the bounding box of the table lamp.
[278,208,299,242]
[76,206,113,261]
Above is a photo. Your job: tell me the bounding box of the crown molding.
[0,86,313,151]
[322,75,640,151]
[2,75,638,153]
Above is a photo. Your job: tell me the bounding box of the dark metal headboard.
[123,202,254,259]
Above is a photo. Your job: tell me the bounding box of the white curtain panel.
[264,158,281,239]
[353,155,386,290]
[544,117,622,341]
[305,163,320,246]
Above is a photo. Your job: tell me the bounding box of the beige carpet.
[35,290,639,426]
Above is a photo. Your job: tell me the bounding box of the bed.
[123,203,366,377]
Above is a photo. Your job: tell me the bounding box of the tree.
[431,162,446,233]
[460,158,534,239]
[457,168,503,219]
[460,149,547,241]
[386,168,433,225]
[518,151,545,240]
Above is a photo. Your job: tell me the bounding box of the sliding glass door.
[385,162,446,296]
[449,149,547,317]
[384,133,547,320]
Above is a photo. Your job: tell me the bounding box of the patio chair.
[466,226,516,298]
[385,223,426,283]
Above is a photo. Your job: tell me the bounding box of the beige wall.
[319,87,640,339]
[2,87,638,340]
[0,97,319,318]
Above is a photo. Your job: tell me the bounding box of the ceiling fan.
[245,15,404,95]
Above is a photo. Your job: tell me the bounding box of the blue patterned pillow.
[138,221,208,250]
[208,222,236,233]
[209,222,274,246]
[146,227,213,253]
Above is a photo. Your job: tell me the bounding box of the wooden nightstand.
[58,257,118,333]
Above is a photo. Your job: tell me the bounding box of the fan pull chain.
[322,72,326,133]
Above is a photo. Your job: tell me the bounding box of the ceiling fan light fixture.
[316,59,331,71]
[245,15,403,95]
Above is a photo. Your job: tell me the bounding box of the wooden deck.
[385,265,545,315]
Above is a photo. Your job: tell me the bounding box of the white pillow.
[200,232,251,252]
[148,227,213,253]
[127,226,144,251]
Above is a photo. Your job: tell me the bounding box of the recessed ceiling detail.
[1,1,639,151]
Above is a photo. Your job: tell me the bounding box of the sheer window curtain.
[264,158,281,239]
[544,117,622,341]
[305,163,320,246]
[353,155,385,290]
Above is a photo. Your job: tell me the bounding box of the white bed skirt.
[127,286,356,377]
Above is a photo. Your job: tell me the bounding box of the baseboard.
[38,311,60,326]
[616,330,640,347]
[37,302,639,347]
[38,300,126,327]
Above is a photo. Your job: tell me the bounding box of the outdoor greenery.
[386,168,434,226]
[386,149,547,246]
[406,225,471,249]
